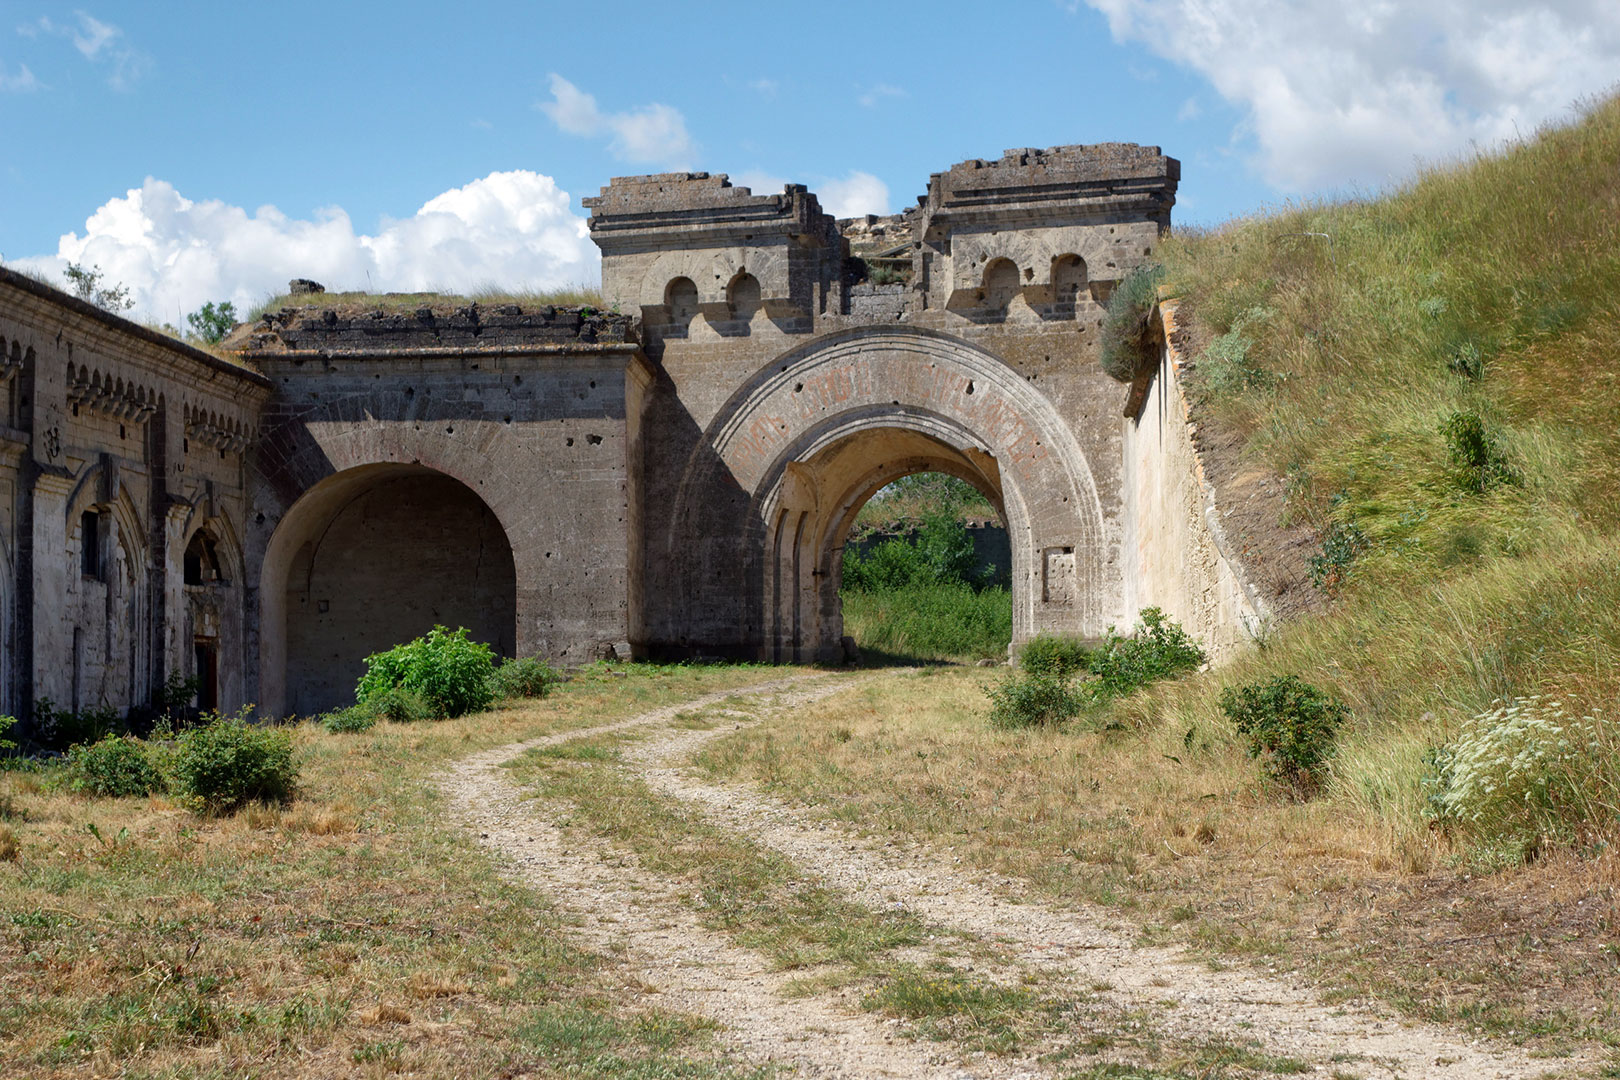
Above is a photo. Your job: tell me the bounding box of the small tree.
[63,263,134,312]
[186,301,239,344]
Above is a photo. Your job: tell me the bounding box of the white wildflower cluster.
[1428,696,1601,840]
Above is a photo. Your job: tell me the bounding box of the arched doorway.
[660,327,1117,661]
[258,464,517,717]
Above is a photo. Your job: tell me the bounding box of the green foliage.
[319,706,377,734]
[1446,340,1486,381]
[844,510,989,591]
[170,712,297,813]
[490,656,560,701]
[64,735,164,797]
[1424,696,1614,863]
[356,625,495,719]
[1017,633,1092,677]
[986,671,1082,729]
[1080,607,1205,708]
[367,686,434,723]
[840,584,1011,663]
[63,262,134,312]
[854,473,996,529]
[1197,306,1272,396]
[1307,518,1369,595]
[1441,410,1518,493]
[184,301,238,344]
[1099,263,1165,381]
[1219,675,1349,794]
[0,714,14,756]
[28,699,120,753]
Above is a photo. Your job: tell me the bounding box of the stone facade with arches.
[2,141,1268,728]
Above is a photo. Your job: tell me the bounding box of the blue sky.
[2,1,1616,321]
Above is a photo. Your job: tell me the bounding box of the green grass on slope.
[1149,93,1620,863]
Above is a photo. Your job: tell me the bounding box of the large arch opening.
[755,420,1030,664]
[260,464,517,717]
[838,467,1011,664]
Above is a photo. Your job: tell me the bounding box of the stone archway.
[662,326,1120,660]
[258,463,517,717]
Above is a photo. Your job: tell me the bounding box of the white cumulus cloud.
[538,74,696,168]
[1083,0,1620,193]
[818,172,891,219]
[8,171,599,322]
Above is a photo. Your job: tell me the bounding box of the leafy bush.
[844,510,988,592]
[1219,675,1349,794]
[1018,634,1092,677]
[1307,519,1369,595]
[490,656,559,701]
[356,626,495,719]
[171,712,296,813]
[0,715,14,757]
[1099,263,1165,381]
[1424,696,1612,861]
[1080,607,1205,708]
[64,735,164,797]
[1197,306,1272,396]
[986,671,1081,729]
[320,707,377,734]
[368,686,434,723]
[28,698,120,753]
[1441,410,1518,493]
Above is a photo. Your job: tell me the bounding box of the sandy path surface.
[442,673,1592,1079]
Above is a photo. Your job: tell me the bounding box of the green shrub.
[0,714,15,756]
[64,735,164,797]
[1017,633,1092,677]
[356,626,495,719]
[28,699,119,753]
[1081,607,1205,708]
[1307,518,1369,595]
[489,656,559,701]
[1219,675,1349,794]
[1424,696,1612,862]
[171,712,296,813]
[369,686,434,724]
[844,510,988,592]
[986,671,1081,729]
[1197,306,1272,396]
[1441,410,1518,493]
[1099,263,1165,381]
[320,707,377,734]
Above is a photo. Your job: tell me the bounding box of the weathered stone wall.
[239,304,648,716]
[0,267,269,728]
[1121,300,1264,657]
[587,143,1179,660]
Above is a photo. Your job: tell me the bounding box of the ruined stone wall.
[0,267,269,727]
[587,144,1179,660]
[1121,301,1264,657]
[239,304,648,716]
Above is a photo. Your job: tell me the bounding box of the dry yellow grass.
[0,662,788,1079]
[695,667,1620,1047]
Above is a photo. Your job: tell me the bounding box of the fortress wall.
[1121,300,1263,659]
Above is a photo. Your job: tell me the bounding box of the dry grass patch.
[694,667,1620,1050]
[0,662,791,1079]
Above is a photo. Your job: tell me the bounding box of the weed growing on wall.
[357,626,496,719]
[1100,263,1165,381]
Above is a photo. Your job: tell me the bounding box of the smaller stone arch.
[982,258,1021,312]
[664,276,699,334]
[726,271,762,328]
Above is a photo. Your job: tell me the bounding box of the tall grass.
[1150,94,1620,862]
[841,585,1010,663]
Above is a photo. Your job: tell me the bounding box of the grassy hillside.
[1140,94,1620,864]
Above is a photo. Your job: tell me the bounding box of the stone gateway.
[0,143,1264,725]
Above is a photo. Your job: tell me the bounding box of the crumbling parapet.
[585,173,841,336]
